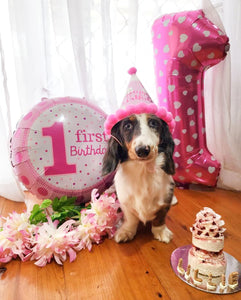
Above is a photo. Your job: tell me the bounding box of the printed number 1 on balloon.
[42,122,76,175]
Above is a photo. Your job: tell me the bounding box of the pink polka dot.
[21,176,30,185]
[37,187,48,196]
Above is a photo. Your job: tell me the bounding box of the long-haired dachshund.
[102,113,176,243]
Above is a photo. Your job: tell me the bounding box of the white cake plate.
[170,245,241,294]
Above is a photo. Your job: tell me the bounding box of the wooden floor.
[0,188,241,300]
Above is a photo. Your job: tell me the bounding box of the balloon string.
[111,135,123,147]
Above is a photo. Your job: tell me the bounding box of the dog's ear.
[158,122,175,175]
[102,122,127,176]
[102,137,121,175]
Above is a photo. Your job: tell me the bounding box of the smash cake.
[188,207,227,290]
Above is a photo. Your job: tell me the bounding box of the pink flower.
[0,189,122,267]
[0,212,33,262]
[73,189,122,251]
[29,218,78,267]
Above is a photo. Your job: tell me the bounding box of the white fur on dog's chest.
[115,159,171,224]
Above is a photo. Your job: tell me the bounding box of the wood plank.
[0,189,241,300]
[63,239,170,300]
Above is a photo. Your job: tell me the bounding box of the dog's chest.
[115,161,169,223]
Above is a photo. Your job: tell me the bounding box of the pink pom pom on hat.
[104,68,175,135]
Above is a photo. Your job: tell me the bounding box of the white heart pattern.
[196,172,202,178]
[187,159,193,164]
[158,86,162,94]
[193,43,202,52]
[208,166,215,174]
[182,129,187,134]
[187,108,194,115]
[190,120,195,126]
[207,52,215,59]
[180,34,188,43]
[175,115,181,122]
[168,85,175,92]
[174,152,181,157]
[192,133,198,139]
[178,16,186,24]
[183,90,188,96]
[157,33,161,39]
[186,145,193,152]
[174,138,181,145]
[159,70,163,77]
[174,101,181,109]
[191,60,197,67]
[192,23,197,28]
[185,75,192,83]
[168,30,173,36]
[163,19,170,27]
[203,30,210,37]
[193,95,198,101]
[178,50,185,58]
[172,69,179,76]
[163,44,170,53]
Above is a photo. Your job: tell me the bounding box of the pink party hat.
[104,67,175,135]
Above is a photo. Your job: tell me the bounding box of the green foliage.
[29,196,87,226]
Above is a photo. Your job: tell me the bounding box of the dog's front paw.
[152,224,173,243]
[114,227,136,243]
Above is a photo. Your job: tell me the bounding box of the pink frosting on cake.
[187,207,227,290]
[190,207,226,252]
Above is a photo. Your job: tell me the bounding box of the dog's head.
[102,114,175,176]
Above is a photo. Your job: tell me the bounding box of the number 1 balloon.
[152,10,229,186]
[10,97,114,202]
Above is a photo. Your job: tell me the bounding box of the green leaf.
[52,196,76,212]
[29,195,88,226]
[40,199,52,209]
[29,204,47,224]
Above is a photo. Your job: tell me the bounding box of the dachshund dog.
[102,113,176,243]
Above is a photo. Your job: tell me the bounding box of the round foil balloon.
[152,10,229,186]
[10,97,113,202]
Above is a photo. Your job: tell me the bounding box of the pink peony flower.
[73,189,122,251]
[0,212,33,263]
[29,218,78,267]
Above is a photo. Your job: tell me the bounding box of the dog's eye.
[148,119,159,129]
[123,122,133,131]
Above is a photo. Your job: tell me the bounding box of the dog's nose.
[135,145,150,158]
